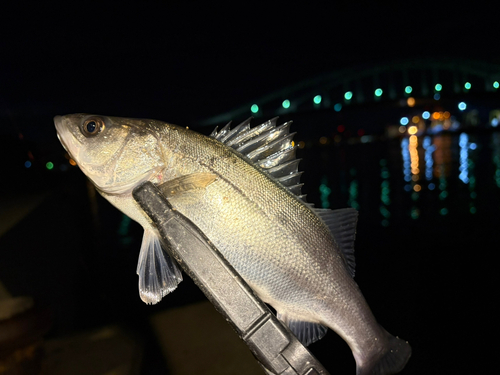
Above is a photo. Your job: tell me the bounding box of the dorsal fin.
[315,208,358,277]
[211,119,358,277]
[210,118,304,199]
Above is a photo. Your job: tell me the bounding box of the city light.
[251,104,259,113]
[458,102,467,111]
[374,88,383,97]
[24,161,31,168]
[46,162,54,170]
[435,83,442,91]
[282,99,290,109]
[405,86,413,94]
[344,91,353,100]
[434,93,441,100]
[408,126,418,135]
[313,95,322,104]
[334,103,342,112]
[407,97,415,107]
[400,117,409,126]
[422,111,430,119]
[464,82,471,90]
[494,81,499,89]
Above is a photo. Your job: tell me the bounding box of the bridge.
[198,58,500,132]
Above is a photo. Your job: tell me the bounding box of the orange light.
[443,111,451,119]
[432,112,440,120]
[408,126,418,135]
[298,141,305,149]
[319,136,328,144]
[414,184,421,192]
[69,159,77,166]
[412,116,420,124]
[407,97,415,107]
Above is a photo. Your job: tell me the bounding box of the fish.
[54,113,411,374]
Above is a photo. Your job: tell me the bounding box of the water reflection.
[309,131,498,224]
[492,133,500,188]
[379,159,391,227]
[347,169,359,210]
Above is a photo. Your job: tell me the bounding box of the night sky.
[1,3,497,130]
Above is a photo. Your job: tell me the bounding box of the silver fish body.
[55,114,410,374]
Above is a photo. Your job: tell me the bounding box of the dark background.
[1,3,498,374]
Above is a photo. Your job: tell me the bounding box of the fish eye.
[82,117,105,137]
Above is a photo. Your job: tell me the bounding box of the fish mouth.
[54,115,81,160]
[54,116,68,151]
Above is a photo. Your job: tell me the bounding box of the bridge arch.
[199,58,500,127]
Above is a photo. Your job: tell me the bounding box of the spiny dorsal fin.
[315,208,358,277]
[276,312,328,346]
[210,118,304,199]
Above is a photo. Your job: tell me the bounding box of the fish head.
[54,114,164,195]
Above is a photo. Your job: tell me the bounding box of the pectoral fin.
[137,229,183,304]
[277,312,328,346]
[157,172,217,198]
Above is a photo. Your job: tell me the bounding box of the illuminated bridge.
[198,58,500,136]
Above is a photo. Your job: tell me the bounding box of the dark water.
[299,131,499,373]
[1,130,498,374]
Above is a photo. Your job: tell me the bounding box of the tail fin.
[357,329,411,375]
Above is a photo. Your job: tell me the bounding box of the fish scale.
[55,114,411,374]
[162,124,361,319]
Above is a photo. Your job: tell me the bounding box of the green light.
[440,208,448,215]
[313,95,322,104]
[46,162,54,170]
[282,99,290,109]
[464,82,471,90]
[334,103,342,112]
[374,88,383,97]
[435,83,442,91]
[494,81,499,89]
[344,91,353,100]
[250,104,259,113]
[405,86,413,94]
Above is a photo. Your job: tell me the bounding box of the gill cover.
[55,114,164,195]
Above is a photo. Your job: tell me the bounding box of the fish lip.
[54,115,81,159]
[54,115,68,151]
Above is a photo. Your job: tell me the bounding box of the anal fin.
[137,229,183,304]
[277,312,328,346]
